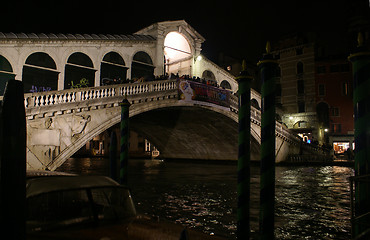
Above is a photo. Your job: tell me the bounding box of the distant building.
[315,58,354,155]
[273,35,318,145]
[272,33,356,156]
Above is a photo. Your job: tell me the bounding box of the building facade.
[273,34,355,156]
[315,58,354,155]
[273,36,318,144]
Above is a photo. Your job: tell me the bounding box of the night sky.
[1,0,354,62]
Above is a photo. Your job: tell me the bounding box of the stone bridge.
[23,79,321,171]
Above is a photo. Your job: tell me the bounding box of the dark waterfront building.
[267,0,370,157]
[315,58,354,155]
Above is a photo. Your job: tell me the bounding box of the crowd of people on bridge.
[102,73,226,89]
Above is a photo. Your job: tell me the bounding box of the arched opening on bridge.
[131,51,154,81]
[220,80,232,90]
[0,55,15,95]
[65,52,95,89]
[202,70,216,83]
[129,106,260,161]
[100,52,128,85]
[293,121,309,129]
[164,32,192,75]
[72,125,159,159]
[22,52,58,93]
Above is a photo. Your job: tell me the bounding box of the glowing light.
[324,128,329,132]
[196,55,202,61]
[164,32,191,64]
[289,116,293,120]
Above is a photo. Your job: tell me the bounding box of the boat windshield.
[27,186,136,232]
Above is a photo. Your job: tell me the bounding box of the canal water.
[57,158,354,239]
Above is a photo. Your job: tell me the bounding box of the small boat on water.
[26,171,227,240]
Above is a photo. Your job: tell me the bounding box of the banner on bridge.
[178,79,231,108]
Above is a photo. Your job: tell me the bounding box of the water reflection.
[57,158,354,239]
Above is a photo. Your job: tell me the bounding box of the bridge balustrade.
[23,80,178,109]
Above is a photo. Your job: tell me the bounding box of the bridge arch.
[131,51,154,81]
[202,70,215,80]
[220,80,232,90]
[64,52,96,89]
[45,101,261,170]
[0,55,15,94]
[100,51,128,85]
[22,52,59,93]
[164,31,192,64]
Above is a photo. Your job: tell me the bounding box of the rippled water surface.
[58,158,354,239]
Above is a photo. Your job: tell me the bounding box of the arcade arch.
[65,52,95,89]
[0,55,15,95]
[220,80,232,90]
[202,70,216,81]
[164,32,192,63]
[22,52,58,93]
[131,51,154,81]
[100,52,127,85]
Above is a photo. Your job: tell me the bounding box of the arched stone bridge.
[24,79,318,170]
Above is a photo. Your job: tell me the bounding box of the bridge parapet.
[23,80,178,119]
[24,80,178,110]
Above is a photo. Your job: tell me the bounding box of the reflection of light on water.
[58,159,353,239]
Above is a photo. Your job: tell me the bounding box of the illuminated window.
[333,142,349,154]
[331,123,341,133]
[342,82,348,96]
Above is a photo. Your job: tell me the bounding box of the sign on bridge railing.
[178,79,231,108]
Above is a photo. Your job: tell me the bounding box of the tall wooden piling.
[0,80,27,240]
[236,60,253,239]
[120,98,131,185]
[258,42,278,239]
[110,130,118,181]
[348,32,370,237]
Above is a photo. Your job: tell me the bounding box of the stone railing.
[23,79,178,109]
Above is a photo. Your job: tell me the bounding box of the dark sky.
[1,0,354,62]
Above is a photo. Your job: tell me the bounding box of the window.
[276,83,282,97]
[342,82,348,96]
[331,107,340,116]
[298,101,305,113]
[297,62,303,74]
[297,79,304,94]
[333,142,349,154]
[331,123,342,133]
[296,48,303,55]
[330,64,349,73]
[318,84,325,96]
[317,66,326,74]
